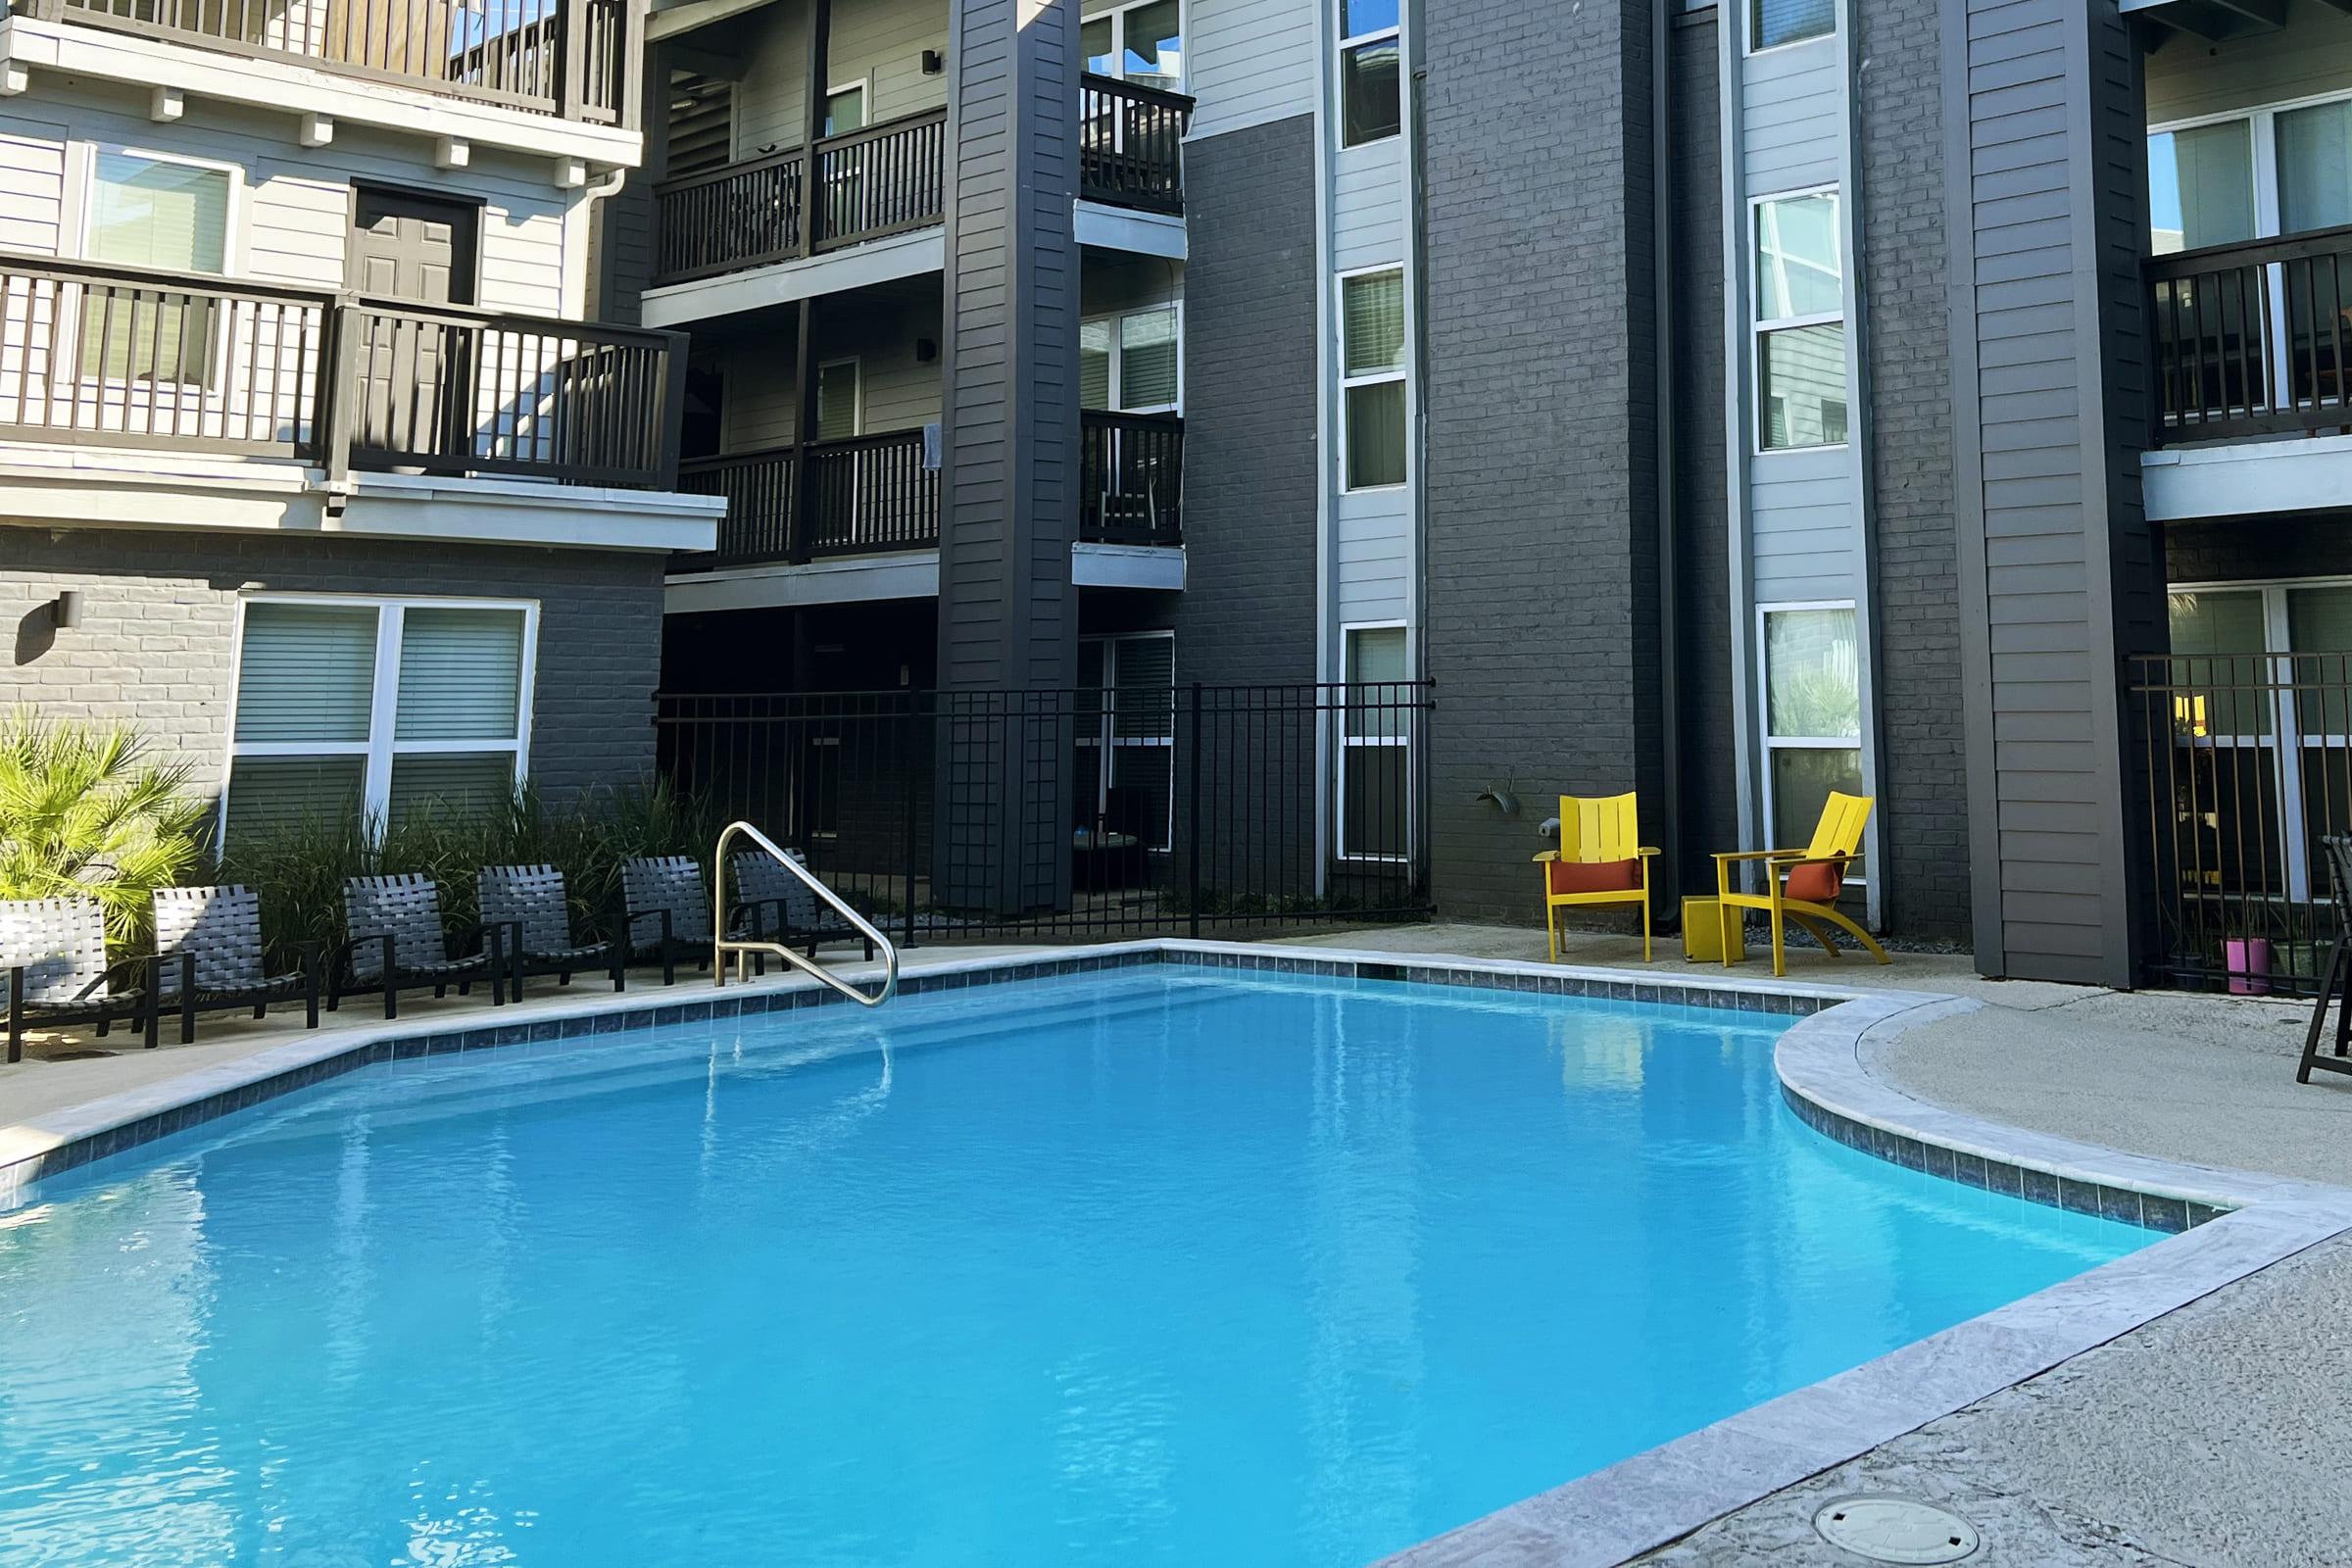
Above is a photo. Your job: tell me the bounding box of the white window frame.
[1336,0,1402,149]
[1754,600,1867,883]
[1749,184,1847,457]
[73,143,246,400]
[1076,629,1177,853]
[2166,573,2352,904]
[217,592,540,847]
[1081,301,1185,415]
[1337,262,1409,494]
[1337,619,1412,865]
[1082,0,1186,91]
[1745,0,1835,57]
[823,77,870,136]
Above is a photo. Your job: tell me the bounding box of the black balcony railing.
[676,429,939,566]
[2148,224,2352,444]
[1080,410,1182,544]
[2131,652,2352,995]
[651,110,948,287]
[0,251,685,489]
[1078,74,1192,214]
[22,0,632,123]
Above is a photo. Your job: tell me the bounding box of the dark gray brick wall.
[1423,0,1664,923]
[2165,517,2352,587]
[1671,8,1737,898]
[2,527,665,810]
[1170,117,1320,688]
[1860,0,1969,941]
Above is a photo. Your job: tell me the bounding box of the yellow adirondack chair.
[1711,791,1890,977]
[1532,792,1658,962]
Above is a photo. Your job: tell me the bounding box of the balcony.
[673,411,1182,574]
[1077,74,1191,216]
[6,0,637,154]
[0,252,685,490]
[2147,225,2352,445]
[650,110,949,290]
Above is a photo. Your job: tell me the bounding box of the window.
[2147,121,2254,256]
[1082,0,1183,91]
[1338,0,1400,147]
[815,358,860,442]
[221,598,534,845]
[823,83,865,136]
[1080,305,1181,413]
[1340,624,1411,862]
[1751,0,1833,51]
[2165,581,2352,904]
[82,150,233,384]
[1075,633,1175,852]
[1340,268,1407,490]
[1760,606,1864,858]
[1753,190,1846,452]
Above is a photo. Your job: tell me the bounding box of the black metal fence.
[654,682,1433,945]
[2132,653,2352,994]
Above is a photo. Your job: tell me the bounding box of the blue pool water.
[0,968,2150,1567]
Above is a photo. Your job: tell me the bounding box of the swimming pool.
[0,963,2152,1566]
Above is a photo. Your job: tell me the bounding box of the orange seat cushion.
[1548,858,1642,896]
[1785,860,1844,903]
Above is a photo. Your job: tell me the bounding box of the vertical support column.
[787,0,833,565]
[934,0,1083,915]
[1942,0,2161,985]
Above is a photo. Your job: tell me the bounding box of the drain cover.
[1813,1495,1981,1564]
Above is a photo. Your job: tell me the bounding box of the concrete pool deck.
[6,920,2346,1565]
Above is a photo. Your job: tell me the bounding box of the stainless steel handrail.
[711,820,899,1007]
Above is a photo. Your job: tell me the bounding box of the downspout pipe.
[1651,0,1685,917]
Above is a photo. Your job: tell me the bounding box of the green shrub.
[215,777,726,968]
[0,710,207,949]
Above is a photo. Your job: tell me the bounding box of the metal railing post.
[321,297,359,483]
[902,694,920,951]
[1187,681,1202,940]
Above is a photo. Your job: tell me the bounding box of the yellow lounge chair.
[1533,792,1658,962]
[1712,791,1890,978]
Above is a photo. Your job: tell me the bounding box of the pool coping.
[9,938,2345,1568]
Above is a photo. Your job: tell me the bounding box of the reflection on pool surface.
[0,968,2150,1566]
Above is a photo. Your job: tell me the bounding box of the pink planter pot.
[2226,937,2273,997]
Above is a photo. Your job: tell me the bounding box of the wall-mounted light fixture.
[915,337,938,363]
[921,48,944,74]
[43,590,80,632]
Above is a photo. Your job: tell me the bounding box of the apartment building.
[520,0,2352,989]
[0,0,719,841]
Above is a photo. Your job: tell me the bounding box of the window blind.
[2279,102,2352,236]
[1343,271,1405,376]
[1752,0,1833,50]
[222,756,367,843]
[87,154,229,273]
[388,753,515,827]
[1080,320,1112,412]
[394,608,524,742]
[1764,608,1860,740]
[1112,637,1174,740]
[1119,310,1179,409]
[816,361,859,442]
[234,604,379,744]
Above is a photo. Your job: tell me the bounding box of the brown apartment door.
[348,187,480,467]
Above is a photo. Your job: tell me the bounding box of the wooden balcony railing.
[0,252,685,489]
[20,0,634,123]
[2148,224,2352,444]
[651,109,948,287]
[676,428,939,566]
[1078,74,1192,215]
[1080,410,1182,545]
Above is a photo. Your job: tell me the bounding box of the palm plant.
[0,710,207,947]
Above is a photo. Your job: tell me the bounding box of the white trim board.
[640,229,947,330]
[663,550,943,613]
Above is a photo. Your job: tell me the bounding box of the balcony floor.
[641,227,945,331]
